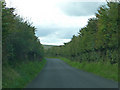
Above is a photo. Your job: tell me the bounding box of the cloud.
[37,26,81,45]
[35,15,95,45]
[5,0,106,45]
[36,26,78,39]
[54,27,79,39]
[35,26,57,37]
[39,36,71,45]
[59,2,106,16]
[35,15,94,37]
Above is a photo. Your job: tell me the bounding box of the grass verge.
[2,59,46,88]
[48,57,118,82]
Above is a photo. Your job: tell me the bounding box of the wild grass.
[52,57,118,82]
[2,59,46,88]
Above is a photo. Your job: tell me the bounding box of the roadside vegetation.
[3,59,46,88]
[2,2,45,88]
[47,57,118,81]
[59,57,118,81]
[46,2,119,81]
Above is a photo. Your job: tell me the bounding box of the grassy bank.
[48,57,118,82]
[2,59,46,88]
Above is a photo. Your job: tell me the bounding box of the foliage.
[2,3,45,88]
[2,3,44,65]
[46,2,119,64]
[58,57,118,81]
[2,59,46,88]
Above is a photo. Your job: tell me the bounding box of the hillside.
[43,45,57,50]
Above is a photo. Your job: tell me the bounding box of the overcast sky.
[5,0,106,45]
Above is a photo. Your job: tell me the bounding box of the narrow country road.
[26,58,118,88]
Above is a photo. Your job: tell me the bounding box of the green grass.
[48,57,118,82]
[2,59,46,88]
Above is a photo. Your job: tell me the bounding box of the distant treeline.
[2,3,44,65]
[46,2,119,64]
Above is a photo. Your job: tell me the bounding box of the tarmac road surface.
[26,58,118,88]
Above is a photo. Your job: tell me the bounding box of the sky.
[5,0,106,45]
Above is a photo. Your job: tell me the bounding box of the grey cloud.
[35,26,57,37]
[59,2,106,16]
[35,26,80,39]
[54,27,79,39]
